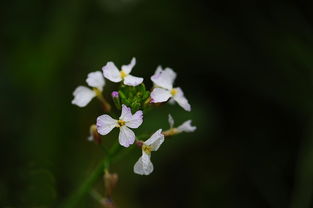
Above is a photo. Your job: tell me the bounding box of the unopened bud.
[104,170,118,199]
[88,124,102,144]
[100,198,116,208]
[135,140,144,148]
[111,91,121,110]
[112,91,119,98]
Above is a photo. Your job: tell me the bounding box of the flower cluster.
[72,57,196,175]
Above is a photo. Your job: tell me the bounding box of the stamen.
[170,89,177,96]
[117,120,126,127]
[142,144,152,154]
[120,71,127,79]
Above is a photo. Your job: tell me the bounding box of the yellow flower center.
[93,88,102,96]
[117,120,126,127]
[170,89,177,96]
[120,70,127,79]
[142,144,152,155]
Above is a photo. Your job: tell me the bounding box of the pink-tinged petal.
[126,110,143,128]
[102,62,122,83]
[120,105,143,128]
[168,114,174,129]
[72,86,96,107]
[154,65,163,75]
[173,87,191,111]
[123,75,143,86]
[144,129,164,151]
[151,67,176,90]
[133,156,145,175]
[133,152,153,175]
[86,71,105,90]
[120,104,132,121]
[150,88,172,103]
[119,126,135,147]
[177,120,197,133]
[96,115,117,135]
[121,57,136,74]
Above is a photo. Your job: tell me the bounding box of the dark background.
[1,0,313,207]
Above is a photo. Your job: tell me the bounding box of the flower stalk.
[96,93,112,113]
[61,142,120,208]
[70,57,196,207]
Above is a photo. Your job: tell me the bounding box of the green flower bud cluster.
[118,83,150,112]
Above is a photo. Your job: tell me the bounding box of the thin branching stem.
[61,132,163,208]
[60,142,120,208]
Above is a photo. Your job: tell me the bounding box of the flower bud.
[112,91,119,98]
[135,140,144,148]
[111,91,121,110]
[100,199,116,208]
[104,170,118,199]
[88,124,102,144]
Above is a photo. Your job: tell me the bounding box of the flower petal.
[133,157,145,175]
[102,62,122,83]
[144,129,164,151]
[150,88,172,103]
[177,120,197,133]
[120,104,132,121]
[86,71,105,90]
[133,152,153,175]
[120,105,143,128]
[126,110,143,129]
[71,86,96,107]
[96,115,117,135]
[173,87,191,111]
[119,126,135,147]
[123,75,143,86]
[154,65,163,75]
[151,67,176,90]
[121,57,136,74]
[168,114,174,129]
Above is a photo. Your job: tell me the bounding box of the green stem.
[60,161,107,208]
[60,133,151,208]
[90,190,105,204]
[60,143,120,208]
[96,93,111,113]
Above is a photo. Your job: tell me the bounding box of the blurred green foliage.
[1,0,313,207]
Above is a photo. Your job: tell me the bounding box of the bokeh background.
[2,0,313,207]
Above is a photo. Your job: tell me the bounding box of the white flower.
[133,129,164,175]
[102,57,143,86]
[177,120,197,132]
[96,104,143,147]
[150,66,191,111]
[72,71,105,107]
[164,114,196,136]
[169,114,196,133]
